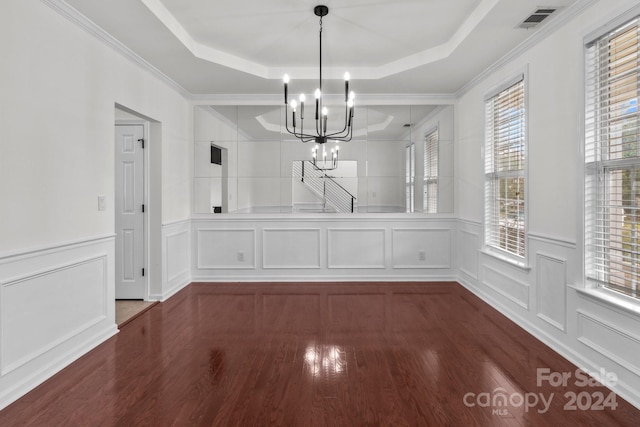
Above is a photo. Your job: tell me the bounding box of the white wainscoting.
[191,215,457,282]
[263,229,321,269]
[392,228,452,269]
[577,310,640,378]
[1,256,107,375]
[481,264,530,309]
[536,253,567,331]
[197,228,256,269]
[458,221,480,280]
[156,220,191,301]
[328,228,386,269]
[457,220,640,409]
[0,235,117,411]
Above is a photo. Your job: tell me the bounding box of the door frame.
[115,119,150,300]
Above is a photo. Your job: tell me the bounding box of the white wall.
[0,0,191,409]
[0,1,191,253]
[456,0,640,409]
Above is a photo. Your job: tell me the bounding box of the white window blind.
[485,78,526,258]
[424,129,439,213]
[585,16,640,299]
[406,143,415,212]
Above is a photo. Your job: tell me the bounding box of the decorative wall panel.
[0,236,116,410]
[392,228,451,268]
[1,257,107,374]
[263,229,321,269]
[459,228,479,279]
[536,253,567,331]
[165,224,190,297]
[197,229,255,269]
[578,311,640,377]
[481,265,530,309]
[327,229,385,269]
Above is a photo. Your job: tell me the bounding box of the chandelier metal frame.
[283,5,355,170]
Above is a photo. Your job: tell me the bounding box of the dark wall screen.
[211,145,222,165]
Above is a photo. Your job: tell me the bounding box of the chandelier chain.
[319,14,323,95]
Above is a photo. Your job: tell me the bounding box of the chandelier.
[283,5,355,171]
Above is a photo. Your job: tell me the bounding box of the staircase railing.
[293,161,357,213]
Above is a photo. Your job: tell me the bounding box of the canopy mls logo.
[463,388,553,415]
[463,367,619,417]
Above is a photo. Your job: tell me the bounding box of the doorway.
[114,123,146,299]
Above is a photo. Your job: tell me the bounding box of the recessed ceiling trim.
[140,0,270,77]
[378,0,500,79]
[191,93,457,106]
[141,0,501,80]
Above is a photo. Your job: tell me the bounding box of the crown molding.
[41,0,192,99]
[399,105,447,140]
[456,0,599,98]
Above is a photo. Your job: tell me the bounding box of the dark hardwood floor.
[1,282,638,426]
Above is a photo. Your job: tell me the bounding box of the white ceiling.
[62,0,579,98]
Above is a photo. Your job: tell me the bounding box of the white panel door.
[115,125,145,299]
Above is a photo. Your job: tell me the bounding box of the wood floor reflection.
[1,282,638,426]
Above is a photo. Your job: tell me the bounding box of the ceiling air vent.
[518,8,557,29]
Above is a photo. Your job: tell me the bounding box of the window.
[406,143,415,212]
[585,15,640,299]
[424,129,439,213]
[484,78,526,258]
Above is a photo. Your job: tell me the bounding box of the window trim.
[483,73,526,103]
[572,284,640,318]
[584,3,640,48]
[583,7,640,300]
[483,69,529,266]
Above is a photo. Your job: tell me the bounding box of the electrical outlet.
[237,251,245,262]
[418,250,426,261]
[97,195,106,211]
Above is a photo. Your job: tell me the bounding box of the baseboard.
[149,277,191,302]
[190,274,458,283]
[0,324,117,411]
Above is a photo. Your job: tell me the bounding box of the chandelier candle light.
[283,5,355,170]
